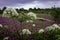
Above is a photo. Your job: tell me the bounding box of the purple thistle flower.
[0,17,21,35]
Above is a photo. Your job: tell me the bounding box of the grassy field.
[0,7,60,40]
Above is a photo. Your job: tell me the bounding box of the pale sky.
[0,0,60,9]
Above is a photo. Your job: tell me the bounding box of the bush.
[51,8,60,21]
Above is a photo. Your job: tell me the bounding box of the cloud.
[6,1,45,9]
[0,0,60,9]
[7,1,60,9]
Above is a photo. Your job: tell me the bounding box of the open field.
[0,7,60,40]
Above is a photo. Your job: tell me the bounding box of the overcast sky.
[0,0,60,9]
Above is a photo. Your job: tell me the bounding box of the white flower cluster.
[0,24,9,29]
[2,8,19,18]
[26,20,33,23]
[22,29,31,34]
[52,24,60,29]
[0,24,3,28]
[38,24,60,33]
[3,37,9,40]
[27,12,37,19]
[32,24,35,27]
[38,29,44,33]
[45,24,60,31]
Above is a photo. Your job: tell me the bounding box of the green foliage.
[17,12,30,22]
[51,8,60,20]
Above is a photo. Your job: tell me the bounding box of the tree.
[2,7,7,11]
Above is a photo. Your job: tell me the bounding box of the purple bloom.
[12,37,16,40]
[0,17,21,33]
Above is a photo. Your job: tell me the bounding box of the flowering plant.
[2,8,19,18]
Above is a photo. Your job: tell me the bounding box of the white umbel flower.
[45,26,55,31]
[38,29,44,33]
[52,24,60,29]
[32,24,35,27]
[26,20,33,23]
[0,24,3,28]
[22,29,31,34]
[8,11,11,13]
[27,12,37,19]
[2,8,19,17]
[45,24,60,31]
[3,37,9,40]
[26,20,29,23]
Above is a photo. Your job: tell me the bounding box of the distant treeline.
[0,7,60,14]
